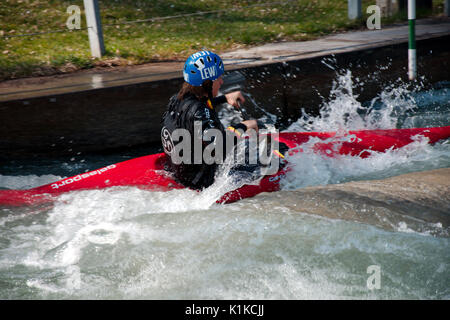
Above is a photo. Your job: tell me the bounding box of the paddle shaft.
[236,98,249,121]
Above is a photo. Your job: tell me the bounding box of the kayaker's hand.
[241,119,258,133]
[225,91,246,109]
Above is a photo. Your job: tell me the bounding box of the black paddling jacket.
[161,92,246,190]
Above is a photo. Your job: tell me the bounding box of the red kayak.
[1,126,449,206]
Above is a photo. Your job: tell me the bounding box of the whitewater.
[0,69,449,299]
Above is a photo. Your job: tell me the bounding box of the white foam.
[280,70,449,190]
[287,70,419,132]
[1,68,449,300]
[280,133,449,191]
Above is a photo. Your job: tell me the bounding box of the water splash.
[281,133,450,191]
[286,70,426,132]
[1,68,449,299]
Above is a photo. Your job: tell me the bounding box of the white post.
[408,0,416,80]
[348,0,362,19]
[445,0,450,16]
[83,0,105,58]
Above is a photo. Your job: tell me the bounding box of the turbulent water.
[0,71,449,300]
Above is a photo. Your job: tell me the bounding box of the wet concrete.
[0,19,449,160]
[251,168,450,237]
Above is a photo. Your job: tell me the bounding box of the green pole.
[408,0,416,80]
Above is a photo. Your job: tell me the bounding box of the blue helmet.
[183,50,224,86]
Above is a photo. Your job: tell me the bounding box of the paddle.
[236,97,268,131]
[236,98,250,121]
[235,97,286,162]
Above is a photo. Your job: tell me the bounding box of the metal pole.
[408,0,416,81]
[83,0,105,58]
[348,0,362,19]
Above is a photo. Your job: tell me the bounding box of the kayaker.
[161,50,258,190]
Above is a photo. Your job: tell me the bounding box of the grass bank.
[0,0,446,81]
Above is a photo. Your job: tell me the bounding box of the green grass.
[0,0,446,81]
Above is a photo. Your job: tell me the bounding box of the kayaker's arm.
[192,106,246,139]
[224,91,246,109]
[210,95,227,107]
[210,92,245,109]
[210,95,258,134]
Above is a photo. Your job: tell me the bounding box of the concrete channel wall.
[1,34,449,162]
